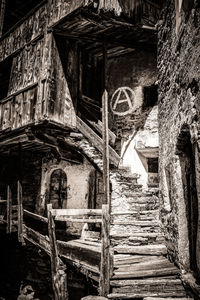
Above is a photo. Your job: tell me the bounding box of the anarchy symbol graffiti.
[110,87,135,116]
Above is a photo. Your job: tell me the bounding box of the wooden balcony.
[0,81,76,134]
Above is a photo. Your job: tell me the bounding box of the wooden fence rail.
[4,198,111,298]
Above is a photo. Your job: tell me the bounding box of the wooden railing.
[23,205,110,297]
[1,190,111,298]
[0,83,39,131]
[77,116,120,167]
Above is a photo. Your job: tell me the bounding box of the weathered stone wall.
[108,50,157,136]
[107,51,158,187]
[157,0,200,272]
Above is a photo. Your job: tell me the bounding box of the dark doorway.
[49,169,67,209]
[177,126,199,279]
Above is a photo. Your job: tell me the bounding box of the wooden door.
[49,169,67,209]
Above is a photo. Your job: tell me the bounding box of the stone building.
[0,0,199,299]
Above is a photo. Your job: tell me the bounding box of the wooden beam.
[23,225,51,254]
[24,209,48,223]
[51,208,102,217]
[47,204,59,275]
[0,0,6,38]
[102,45,110,206]
[88,119,116,146]
[17,180,24,244]
[47,204,67,300]
[6,185,12,233]
[54,216,102,223]
[76,116,120,167]
[99,204,110,296]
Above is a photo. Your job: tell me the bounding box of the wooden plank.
[114,255,164,266]
[112,267,179,279]
[57,240,101,270]
[107,292,187,299]
[6,185,12,233]
[110,278,182,287]
[99,204,110,296]
[114,259,176,273]
[54,216,102,223]
[51,208,102,217]
[47,204,61,300]
[77,116,120,167]
[102,90,110,205]
[24,209,48,223]
[47,204,59,274]
[0,0,6,37]
[23,225,51,253]
[143,297,193,300]
[88,119,116,146]
[114,245,167,255]
[17,181,24,244]
[112,285,186,295]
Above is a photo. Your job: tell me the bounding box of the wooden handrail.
[51,208,102,217]
[77,116,120,167]
[24,209,48,223]
[54,216,102,223]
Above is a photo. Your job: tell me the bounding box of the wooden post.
[100,44,111,296]
[6,185,12,233]
[102,44,110,207]
[99,204,110,296]
[0,0,6,38]
[47,204,67,300]
[17,180,24,244]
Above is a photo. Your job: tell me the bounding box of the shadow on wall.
[176,124,200,280]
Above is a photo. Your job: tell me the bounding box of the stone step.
[113,244,167,255]
[144,298,193,300]
[107,293,189,299]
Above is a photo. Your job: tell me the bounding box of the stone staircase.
[69,131,193,299]
[109,168,192,299]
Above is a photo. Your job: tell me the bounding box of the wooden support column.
[102,44,110,207]
[17,142,24,244]
[17,180,24,244]
[6,185,12,233]
[47,204,68,300]
[100,44,111,296]
[99,204,110,296]
[0,0,6,38]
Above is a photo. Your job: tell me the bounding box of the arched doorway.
[49,169,67,209]
[177,125,199,279]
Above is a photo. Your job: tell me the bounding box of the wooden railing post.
[99,204,110,296]
[17,180,24,244]
[47,204,68,300]
[6,185,12,233]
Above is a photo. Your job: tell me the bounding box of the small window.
[0,57,12,101]
[147,157,158,173]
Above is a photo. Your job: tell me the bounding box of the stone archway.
[177,124,199,279]
[49,169,67,209]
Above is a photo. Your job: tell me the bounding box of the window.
[147,157,158,173]
[0,57,12,101]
